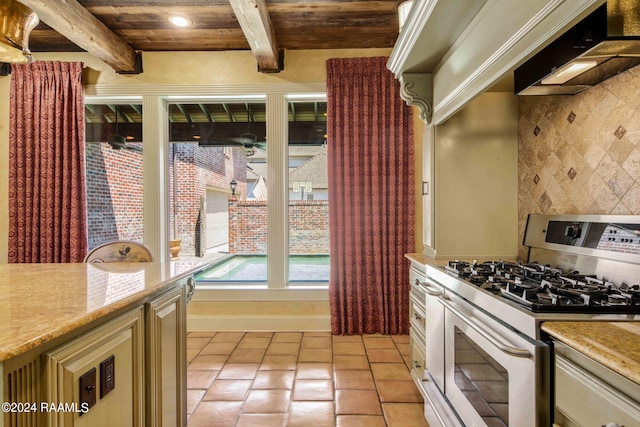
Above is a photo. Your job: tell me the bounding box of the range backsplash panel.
[518,64,640,259]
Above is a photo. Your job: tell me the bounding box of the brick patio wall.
[86,143,144,249]
[228,198,329,254]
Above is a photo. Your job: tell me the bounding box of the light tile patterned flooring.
[186,332,429,427]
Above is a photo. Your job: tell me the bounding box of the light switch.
[100,355,115,398]
[79,367,97,415]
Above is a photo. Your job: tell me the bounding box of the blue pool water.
[195,255,330,282]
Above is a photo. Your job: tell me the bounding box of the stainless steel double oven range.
[410,214,640,427]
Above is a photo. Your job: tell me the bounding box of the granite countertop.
[0,261,210,362]
[542,321,640,385]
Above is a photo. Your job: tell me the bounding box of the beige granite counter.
[0,261,209,361]
[542,321,640,385]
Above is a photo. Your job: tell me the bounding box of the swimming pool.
[195,254,330,283]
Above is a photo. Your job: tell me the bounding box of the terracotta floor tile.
[303,332,332,338]
[188,355,228,371]
[376,380,424,403]
[186,389,205,415]
[266,342,300,355]
[390,334,410,344]
[252,370,295,389]
[335,389,382,415]
[298,348,333,362]
[187,348,202,364]
[199,342,237,356]
[365,348,404,363]
[211,332,245,343]
[272,332,302,343]
[333,342,366,355]
[188,332,217,338]
[217,363,260,380]
[227,348,266,363]
[238,337,272,349]
[295,363,333,380]
[396,343,410,357]
[301,336,333,349]
[370,363,412,381]
[187,401,242,427]
[235,413,288,427]
[203,379,252,401]
[332,335,364,343]
[242,390,291,413]
[334,355,370,370]
[245,332,274,339]
[187,337,212,352]
[363,336,396,349]
[260,355,298,371]
[334,370,375,390]
[187,370,218,389]
[292,379,334,401]
[382,403,429,427]
[336,415,387,427]
[287,401,335,427]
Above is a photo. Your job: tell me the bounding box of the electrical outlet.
[100,355,115,398]
[79,367,97,415]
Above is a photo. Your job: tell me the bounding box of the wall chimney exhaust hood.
[515,1,640,96]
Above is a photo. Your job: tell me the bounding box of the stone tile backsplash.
[518,65,640,259]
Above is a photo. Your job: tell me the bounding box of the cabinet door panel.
[146,286,186,427]
[43,307,145,427]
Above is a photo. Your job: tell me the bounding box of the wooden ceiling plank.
[20,0,139,73]
[228,0,281,72]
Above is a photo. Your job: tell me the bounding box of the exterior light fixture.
[168,15,192,27]
[230,178,237,196]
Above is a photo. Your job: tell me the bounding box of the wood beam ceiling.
[20,0,141,73]
[228,0,282,72]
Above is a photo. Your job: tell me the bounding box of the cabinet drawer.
[410,328,427,379]
[555,354,640,427]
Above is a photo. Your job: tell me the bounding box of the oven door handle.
[420,281,444,297]
[438,296,531,358]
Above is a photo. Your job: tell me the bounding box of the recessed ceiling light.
[168,15,192,27]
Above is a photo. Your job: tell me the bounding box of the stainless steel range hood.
[515,1,640,96]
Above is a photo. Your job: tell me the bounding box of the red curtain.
[327,57,415,335]
[8,61,88,263]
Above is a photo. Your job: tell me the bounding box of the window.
[288,100,329,285]
[85,103,144,249]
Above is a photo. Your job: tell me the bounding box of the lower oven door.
[440,292,550,427]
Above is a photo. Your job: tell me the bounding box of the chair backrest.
[84,240,154,263]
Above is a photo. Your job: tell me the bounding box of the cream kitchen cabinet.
[146,285,187,427]
[553,341,640,427]
[421,91,519,260]
[1,280,189,427]
[43,307,145,427]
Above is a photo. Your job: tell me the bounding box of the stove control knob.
[565,225,582,239]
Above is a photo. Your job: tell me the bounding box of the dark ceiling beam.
[228,0,282,73]
[198,104,214,122]
[176,105,192,122]
[20,0,140,73]
[222,104,235,122]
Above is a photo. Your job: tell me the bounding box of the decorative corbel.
[399,72,433,124]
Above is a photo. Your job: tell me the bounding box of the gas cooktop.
[444,259,640,313]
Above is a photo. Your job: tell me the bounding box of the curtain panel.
[327,57,415,335]
[8,61,87,263]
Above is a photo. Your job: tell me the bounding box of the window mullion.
[266,93,289,288]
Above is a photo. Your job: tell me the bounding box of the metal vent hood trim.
[515,1,640,96]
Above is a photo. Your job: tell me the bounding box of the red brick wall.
[228,198,329,254]
[170,144,247,255]
[86,143,144,249]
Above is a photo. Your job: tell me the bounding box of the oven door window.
[454,326,509,425]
